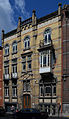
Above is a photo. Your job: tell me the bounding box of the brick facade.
[61,5,69,113]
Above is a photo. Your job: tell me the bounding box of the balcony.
[39,66,52,74]
[38,39,52,51]
[4,74,10,80]
[11,73,18,79]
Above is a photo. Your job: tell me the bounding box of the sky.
[0,0,69,45]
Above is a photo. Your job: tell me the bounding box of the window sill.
[27,69,32,72]
[4,54,9,57]
[23,47,30,51]
[12,96,17,99]
[12,51,17,55]
[21,70,26,73]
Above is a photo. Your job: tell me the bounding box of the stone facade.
[2,3,69,115]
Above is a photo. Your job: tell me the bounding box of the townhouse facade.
[0,46,3,107]
[1,3,69,115]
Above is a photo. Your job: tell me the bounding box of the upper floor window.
[24,36,30,49]
[44,28,51,45]
[5,44,9,56]
[12,41,17,54]
[40,50,50,67]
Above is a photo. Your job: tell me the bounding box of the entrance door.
[23,94,31,108]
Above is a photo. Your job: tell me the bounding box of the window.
[45,86,51,96]
[53,86,56,96]
[4,81,9,97]
[5,88,9,97]
[12,59,17,73]
[44,28,51,44]
[22,63,26,72]
[12,41,17,53]
[5,44,9,56]
[40,51,50,67]
[12,81,17,97]
[12,88,17,97]
[24,36,30,49]
[4,66,9,74]
[40,86,43,96]
[27,55,32,71]
[23,81,30,91]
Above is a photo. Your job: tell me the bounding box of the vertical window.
[12,88,17,97]
[22,56,26,72]
[5,44,9,56]
[12,81,17,97]
[12,41,17,53]
[45,86,51,96]
[40,51,50,67]
[44,28,51,44]
[12,59,17,73]
[23,81,30,91]
[53,86,56,96]
[27,55,32,71]
[24,36,30,49]
[12,65,17,73]
[5,88,9,97]
[4,67,9,74]
[4,81,9,97]
[40,86,43,96]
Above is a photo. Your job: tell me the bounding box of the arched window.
[5,44,9,56]
[24,36,30,49]
[12,41,17,53]
[44,28,51,44]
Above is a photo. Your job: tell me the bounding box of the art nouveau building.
[2,3,69,115]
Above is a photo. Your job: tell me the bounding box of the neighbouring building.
[0,46,3,108]
[61,5,69,113]
[1,3,69,115]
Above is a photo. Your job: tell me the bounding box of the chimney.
[17,17,21,32]
[1,30,4,47]
[32,9,37,26]
[58,3,62,15]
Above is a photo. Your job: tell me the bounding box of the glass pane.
[45,35,47,43]
[43,55,46,66]
[48,34,51,42]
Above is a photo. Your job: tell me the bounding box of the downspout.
[61,14,63,114]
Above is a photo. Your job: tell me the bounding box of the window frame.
[44,28,51,45]
[12,41,17,54]
[4,44,9,56]
[24,36,30,49]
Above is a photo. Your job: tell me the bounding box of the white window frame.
[5,88,9,97]
[4,67,9,74]
[5,45,9,55]
[12,42,17,53]
[24,37,30,49]
[44,29,51,45]
[12,87,17,97]
[12,65,17,73]
[40,51,50,68]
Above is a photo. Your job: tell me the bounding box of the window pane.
[43,55,46,66]
[45,35,47,43]
[48,34,51,42]
[46,86,51,93]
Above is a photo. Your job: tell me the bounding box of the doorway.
[23,94,31,108]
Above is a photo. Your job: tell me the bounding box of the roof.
[4,10,58,39]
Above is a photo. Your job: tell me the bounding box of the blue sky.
[0,0,69,45]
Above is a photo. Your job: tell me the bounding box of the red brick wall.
[0,47,3,107]
[62,7,69,103]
